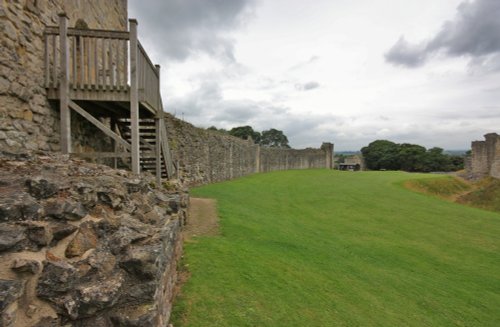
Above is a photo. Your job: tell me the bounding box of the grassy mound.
[405,175,500,213]
[458,178,500,212]
[404,175,472,200]
[172,170,500,327]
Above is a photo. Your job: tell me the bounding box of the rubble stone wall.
[468,133,500,179]
[259,146,328,173]
[0,152,187,327]
[488,134,500,179]
[0,0,126,153]
[164,114,260,185]
[164,114,334,186]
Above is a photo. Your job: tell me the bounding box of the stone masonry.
[0,151,188,327]
[0,3,336,325]
[0,0,127,153]
[467,133,500,179]
[164,113,334,186]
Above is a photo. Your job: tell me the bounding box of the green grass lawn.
[171,170,500,327]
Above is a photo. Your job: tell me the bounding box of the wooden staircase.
[116,118,168,178]
[44,14,175,183]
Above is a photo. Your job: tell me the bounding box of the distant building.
[337,155,365,171]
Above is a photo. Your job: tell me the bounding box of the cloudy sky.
[129,0,500,151]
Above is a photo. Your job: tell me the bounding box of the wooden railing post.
[129,19,140,174]
[59,13,71,154]
[155,64,162,185]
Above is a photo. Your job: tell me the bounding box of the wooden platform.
[44,14,174,181]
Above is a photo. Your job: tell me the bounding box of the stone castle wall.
[1,3,334,326]
[0,152,188,327]
[491,138,500,179]
[164,114,258,185]
[0,3,193,327]
[164,114,334,186]
[0,0,127,153]
[259,146,329,173]
[0,0,334,179]
[468,133,500,179]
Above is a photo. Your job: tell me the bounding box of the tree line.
[361,140,464,172]
[207,125,290,148]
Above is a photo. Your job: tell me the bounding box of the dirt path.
[183,197,219,240]
[173,197,220,322]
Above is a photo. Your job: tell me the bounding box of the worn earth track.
[183,198,219,240]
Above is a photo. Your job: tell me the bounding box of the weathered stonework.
[0,0,127,154]
[1,3,337,325]
[0,151,187,327]
[165,114,334,186]
[467,133,500,179]
[259,145,330,172]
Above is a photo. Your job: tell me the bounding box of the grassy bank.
[406,175,500,212]
[172,170,500,327]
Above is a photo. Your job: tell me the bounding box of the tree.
[207,126,228,134]
[398,143,426,171]
[260,128,290,148]
[423,147,451,172]
[361,140,400,170]
[449,155,465,171]
[229,126,261,143]
[361,140,464,172]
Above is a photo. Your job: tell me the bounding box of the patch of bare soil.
[172,198,219,326]
[183,198,219,240]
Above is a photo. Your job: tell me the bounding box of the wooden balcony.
[44,14,174,180]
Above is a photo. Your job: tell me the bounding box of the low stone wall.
[165,114,334,186]
[0,151,188,327]
[468,133,500,179]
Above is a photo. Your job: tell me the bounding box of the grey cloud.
[483,86,500,93]
[167,80,266,126]
[129,0,255,61]
[165,79,339,147]
[385,0,500,69]
[468,53,500,73]
[295,81,320,91]
[167,81,222,117]
[213,102,291,127]
[289,56,320,71]
[212,103,263,123]
[434,106,500,120]
[385,37,428,67]
[252,112,344,148]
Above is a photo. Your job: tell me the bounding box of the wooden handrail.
[138,41,158,78]
[44,26,129,91]
[137,41,160,111]
[46,18,176,180]
[45,26,130,39]
[44,25,162,112]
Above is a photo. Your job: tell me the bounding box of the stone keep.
[469,133,500,179]
[0,0,127,153]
